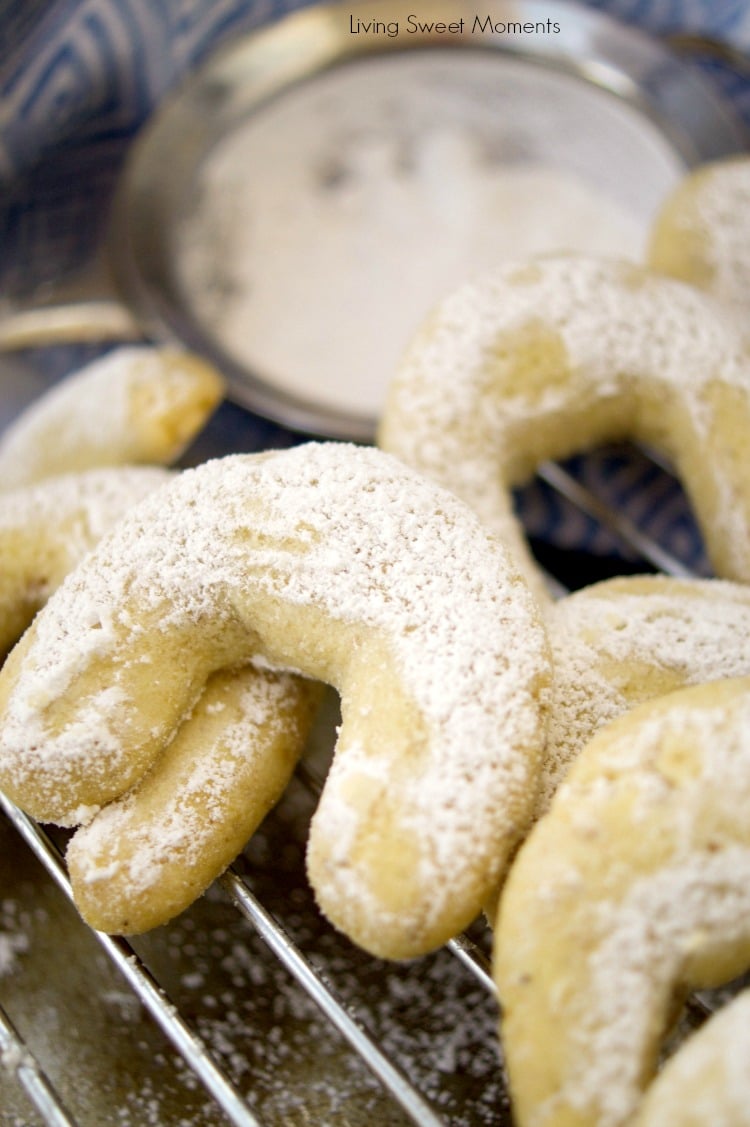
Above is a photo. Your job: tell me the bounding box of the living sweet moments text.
[348,13,562,37]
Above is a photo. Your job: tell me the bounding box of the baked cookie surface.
[0,442,551,957]
[495,677,750,1127]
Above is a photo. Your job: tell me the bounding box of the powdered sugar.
[70,669,302,899]
[541,577,750,810]
[499,680,750,1127]
[572,849,750,1126]
[379,254,750,583]
[183,148,642,419]
[0,465,174,663]
[0,347,221,490]
[0,465,172,547]
[383,255,748,465]
[178,50,674,421]
[0,900,30,979]
[678,157,750,317]
[0,443,550,952]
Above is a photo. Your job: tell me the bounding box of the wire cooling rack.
[0,444,718,1127]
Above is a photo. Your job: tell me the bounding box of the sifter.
[0,0,746,441]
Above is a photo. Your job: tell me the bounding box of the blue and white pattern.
[588,0,750,46]
[0,0,313,294]
[0,0,312,180]
[0,0,748,573]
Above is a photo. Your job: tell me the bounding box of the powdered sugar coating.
[378,254,750,589]
[0,465,172,555]
[0,346,223,489]
[72,672,295,880]
[648,155,750,322]
[0,465,172,654]
[67,664,319,935]
[542,575,750,812]
[495,677,750,1127]
[0,442,550,957]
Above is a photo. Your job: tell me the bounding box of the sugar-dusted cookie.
[0,464,319,934]
[378,255,750,592]
[648,155,750,319]
[0,466,171,654]
[0,346,224,489]
[631,989,750,1127]
[67,665,320,934]
[494,677,750,1127]
[0,367,323,937]
[542,574,750,812]
[0,443,550,957]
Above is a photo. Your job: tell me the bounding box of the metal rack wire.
[0,447,715,1127]
[1,775,498,1127]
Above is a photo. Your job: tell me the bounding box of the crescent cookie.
[494,676,750,1127]
[541,574,750,813]
[67,665,320,935]
[0,466,171,655]
[0,442,551,958]
[0,468,319,935]
[0,345,224,490]
[648,155,750,319]
[377,254,750,590]
[631,989,750,1127]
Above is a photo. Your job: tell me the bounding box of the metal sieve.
[0,0,746,440]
